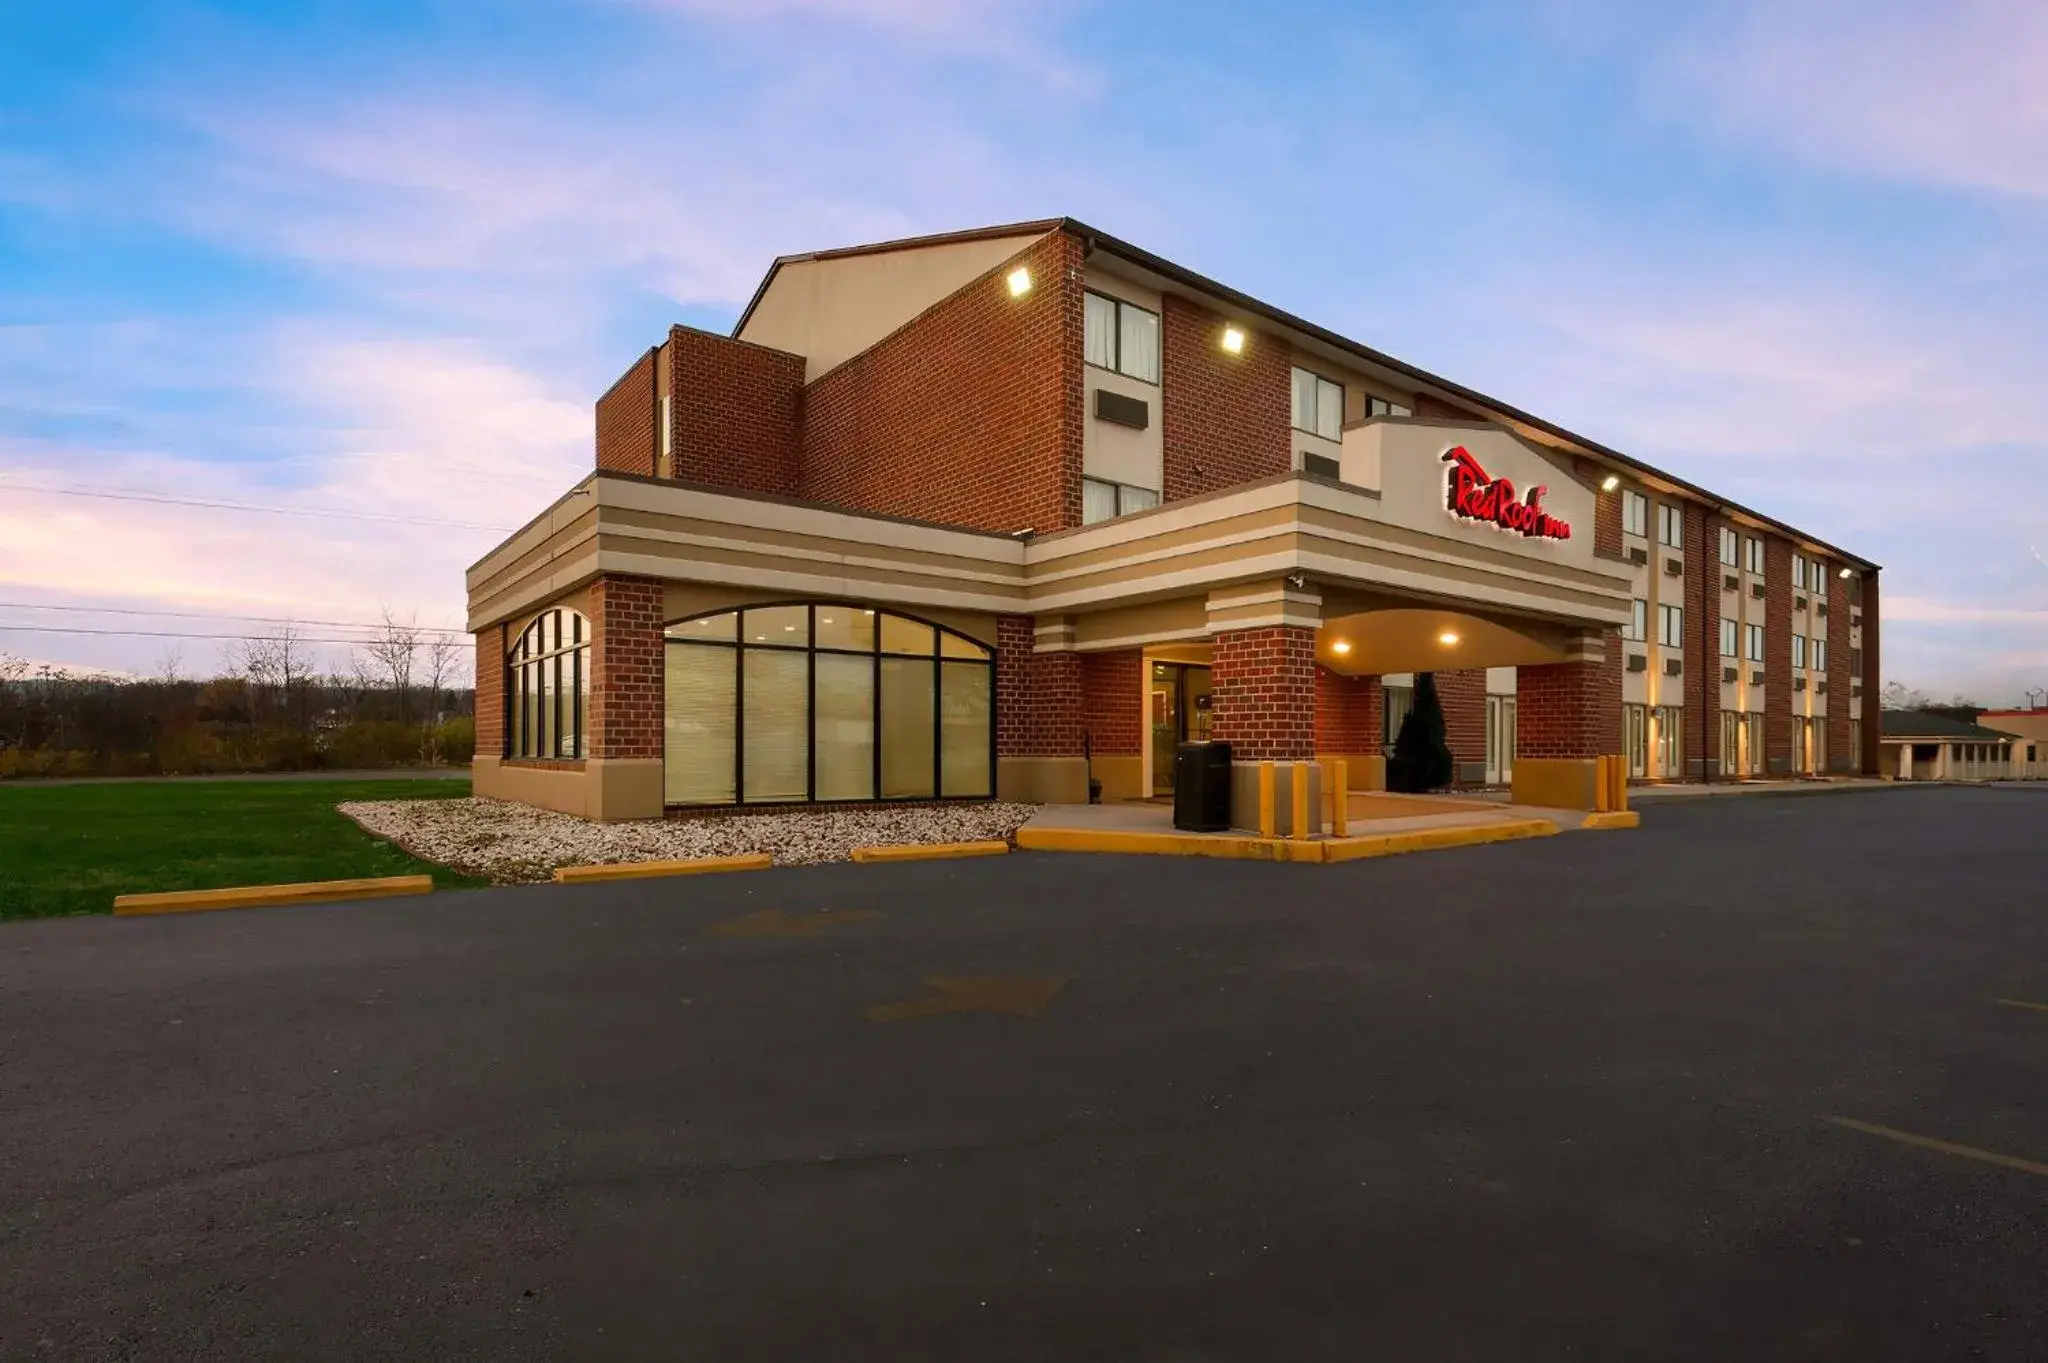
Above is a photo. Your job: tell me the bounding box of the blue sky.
[2,0,2043,698]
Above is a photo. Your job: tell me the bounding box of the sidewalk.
[1628,777,1897,803]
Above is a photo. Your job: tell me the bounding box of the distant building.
[1880,709,2043,782]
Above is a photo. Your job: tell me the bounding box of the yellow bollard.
[1258,762,1277,839]
[1594,755,1612,813]
[1331,759,1349,838]
[1615,754,1629,812]
[1291,762,1311,841]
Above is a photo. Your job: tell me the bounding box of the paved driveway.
[5,786,2046,1361]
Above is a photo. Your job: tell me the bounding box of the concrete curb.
[1630,781,1913,805]
[552,854,773,884]
[1016,819,1559,864]
[1319,818,1560,862]
[849,841,1010,864]
[114,875,435,917]
[1580,811,1641,830]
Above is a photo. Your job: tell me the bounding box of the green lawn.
[0,778,482,919]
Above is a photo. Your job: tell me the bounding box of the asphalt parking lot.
[5,785,2046,1361]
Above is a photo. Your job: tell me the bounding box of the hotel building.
[464,219,1882,825]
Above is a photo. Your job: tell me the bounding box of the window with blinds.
[661,603,995,807]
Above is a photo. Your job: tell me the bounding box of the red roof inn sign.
[1442,445,1572,542]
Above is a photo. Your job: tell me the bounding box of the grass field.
[0,778,481,919]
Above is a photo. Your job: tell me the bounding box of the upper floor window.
[1812,560,1827,597]
[1365,396,1412,418]
[1720,617,1738,657]
[1084,291,1160,384]
[1791,633,1807,670]
[1291,367,1345,441]
[1082,476,1160,525]
[1657,503,1684,549]
[1622,490,1648,537]
[1745,622,1765,662]
[1658,603,1684,648]
[508,607,590,760]
[1791,553,1806,590]
[1624,598,1648,642]
[1718,526,1738,567]
[1744,535,1765,574]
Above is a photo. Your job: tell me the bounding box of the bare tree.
[420,632,463,762]
[235,622,316,731]
[365,608,421,726]
[154,645,186,686]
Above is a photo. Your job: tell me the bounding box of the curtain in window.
[1084,293,1117,369]
[1315,377,1342,440]
[1082,478,1118,525]
[1120,485,1159,514]
[1118,304,1160,383]
[1291,368,1317,432]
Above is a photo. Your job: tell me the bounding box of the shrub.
[1388,672,1454,792]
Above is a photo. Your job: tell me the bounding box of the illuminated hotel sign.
[1442,446,1572,541]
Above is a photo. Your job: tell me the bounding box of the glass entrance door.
[1149,663,1213,795]
[1485,695,1516,785]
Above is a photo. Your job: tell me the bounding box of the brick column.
[473,625,505,759]
[579,574,666,820]
[1859,569,1881,776]
[1513,628,1622,807]
[1079,648,1143,800]
[1436,667,1488,786]
[1764,536,1794,775]
[1684,503,1719,779]
[1825,558,1853,773]
[995,614,1087,802]
[1316,668,1384,792]
[1212,623,1319,832]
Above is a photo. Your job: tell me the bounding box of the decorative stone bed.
[339,797,1038,885]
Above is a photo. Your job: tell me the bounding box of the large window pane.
[1119,304,1160,382]
[664,644,736,804]
[1082,477,1118,525]
[743,649,809,802]
[939,631,991,660]
[880,657,936,798]
[574,650,589,758]
[880,614,935,657]
[814,605,876,653]
[1119,485,1158,514]
[744,604,810,648]
[940,662,992,797]
[1316,377,1343,440]
[1084,292,1117,369]
[667,611,737,642]
[814,653,875,801]
[539,655,556,758]
[1291,367,1317,432]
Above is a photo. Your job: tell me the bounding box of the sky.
[1,0,2044,700]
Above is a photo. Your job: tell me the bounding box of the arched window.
[663,603,994,806]
[508,607,590,759]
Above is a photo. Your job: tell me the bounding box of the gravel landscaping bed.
[339,797,1038,884]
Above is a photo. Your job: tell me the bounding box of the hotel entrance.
[1149,662,1213,796]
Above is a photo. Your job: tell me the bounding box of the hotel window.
[1622,490,1648,537]
[1745,535,1765,574]
[1291,367,1345,441]
[1812,638,1827,672]
[1791,553,1806,591]
[1791,634,1806,670]
[661,604,994,807]
[1655,705,1683,776]
[1382,682,1415,759]
[1657,603,1683,648]
[1812,560,1827,597]
[1082,476,1160,525]
[1625,703,1647,777]
[1366,396,1412,418]
[1624,598,1648,642]
[507,607,590,760]
[1744,623,1764,662]
[1719,526,1738,567]
[1657,503,1683,549]
[1719,617,1737,658]
[1084,291,1160,383]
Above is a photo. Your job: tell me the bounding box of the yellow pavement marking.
[1992,997,2048,1015]
[114,875,433,916]
[704,909,882,939]
[1826,1116,2048,1179]
[864,976,1068,1022]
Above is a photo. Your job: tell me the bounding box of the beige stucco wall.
[1082,269,1165,494]
[738,231,1049,381]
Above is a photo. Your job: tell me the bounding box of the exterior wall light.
[1600,475,1620,492]
[1838,566,1852,579]
[1221,325,1245,354]
[1006,266,1032,297]
[1331,639,1352,655]
[1437,630,1461,646]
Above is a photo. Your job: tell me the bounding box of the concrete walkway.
[1629,777,1896,802]
[1023,789,1593,841]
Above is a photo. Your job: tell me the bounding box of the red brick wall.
[1764,536,1794,774]
[1210,625,1316,761]
[1825,557,1854,773]
[1080,649,1142,755]
[1160,296,1290,502]
[1581,459,1624,560]
[995,615,1082,757]
[474,624,505,758]
[800,232,1083,533]
[596,349,657,477]
[1314,668,1382,753]
[588,575,664,761]
[1436,667,1487,783]
[667,326,805,496]
[1683,503,1719,778]
[1517,631,1623,760]
[1859,571,1881,775]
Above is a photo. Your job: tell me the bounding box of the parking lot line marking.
[704,909,881,939]
[1992,997,2048,1015]
[1827,1116,2048,1179]
[864,976,1068,1022]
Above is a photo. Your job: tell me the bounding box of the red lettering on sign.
[1441,446,1572,541]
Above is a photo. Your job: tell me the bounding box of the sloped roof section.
[1880,710,2018,740]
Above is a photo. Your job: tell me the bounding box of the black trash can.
[1173,740,1232,832]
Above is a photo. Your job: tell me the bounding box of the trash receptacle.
[1173,740,1232,832]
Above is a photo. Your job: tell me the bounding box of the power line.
[0,601,467,635]
[0,623,473,647]
[0,478,520,533]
